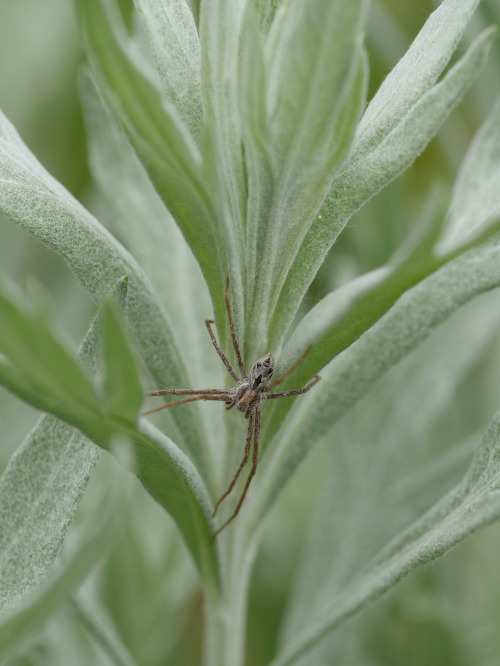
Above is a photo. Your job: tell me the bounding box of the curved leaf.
[272,409,500,665]
[253,236,500,526]
[0,283,219,587]
[271,7,494,347]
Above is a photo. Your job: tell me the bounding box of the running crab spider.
[143,278,321,539]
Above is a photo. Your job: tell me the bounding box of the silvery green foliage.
[0,0,499,664]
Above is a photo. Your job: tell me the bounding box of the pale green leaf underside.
[76,0,226,322]
[0,107,215,468]
[251,0,368,355]
[79,72,222,490]
[0,468,127,661]
[0,419,99,616]
[134,0,203,143]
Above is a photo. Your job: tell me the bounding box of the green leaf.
[199,0,249,241]
[0,419,99,616]
[79,71,221,489]
[249,0,368,356]
[271,408,500,665]
[101,298,143,422]
[439,94,500,252]
[278,297,500,662]
[0,282,219,588]
[134,0,203,144]
[252,235,500,527]
[0,286,98,420]
[0,106,210,466]
[272,3,494,347]
[0,463,127,661]
[75,0,225,307]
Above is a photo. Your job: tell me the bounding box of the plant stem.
[203,524,258,666]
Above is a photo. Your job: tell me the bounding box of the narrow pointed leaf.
[272,8,494,346]
[250,0,368,352]
[439,94,500,252]
[75,0,225,310]
[272,410,500,665]
[0,283,219,586]
[134,0,203,143]
[0,107,207,461]
[253,236,500,527]
[0,470,127,661]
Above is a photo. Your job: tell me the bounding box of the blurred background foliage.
[1,1,499,664]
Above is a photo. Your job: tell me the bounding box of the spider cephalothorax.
[144,279,320,538]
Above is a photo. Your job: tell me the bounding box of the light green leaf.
[0,286,98,421]
[134,0,203,143]
[272,408,500,665]
[199,0,247,270]
[253,236,500,527]
[79,71,221,489]
[439,94,500,252]
[0,106,208,465]
[0,420,99,616]
[0,283,218,587]
[101,299,143,422]
[279,295,500,662]
[272,4,494,347]
[249,0,368,355]
[0,463,127,662]
[75,0,225,313]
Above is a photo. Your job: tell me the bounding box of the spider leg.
[225,276,247,377]
[205,319,241,382]
[142,394,230,416]
[146,388,232,397]
[264,375,321,400]
[212,410,254,517]
[212,407,261,540]
[264,346,312,391]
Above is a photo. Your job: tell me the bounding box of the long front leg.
[212,407,261,540]
[205,319,241,382]
[142,394,229,416]
[225,276,247,378]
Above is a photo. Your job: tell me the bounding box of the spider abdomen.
[236,387,259,412]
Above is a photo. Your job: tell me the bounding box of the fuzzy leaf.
[253,236,500,527]
[101,300,144,422]
[0,284,218,587]
[0,420,99,616]
[278,296,500,662]
[249,0,368,356]
[199,0,247,251]
[272,3,494,347]
[0,466,127,661]
[76,0,225,310]
[134,0,203,143]
[79,71,222,491]
[272,408,500,665]
[0,107,211,466]
[439,94,500,252]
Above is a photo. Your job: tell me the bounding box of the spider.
[143,278,320,539]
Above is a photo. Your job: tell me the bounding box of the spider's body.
[232,354,275,413]
[143,280,320,538]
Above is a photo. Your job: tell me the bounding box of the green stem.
[203,526,258,666]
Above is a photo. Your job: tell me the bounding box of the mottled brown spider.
[143,278,320,539]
